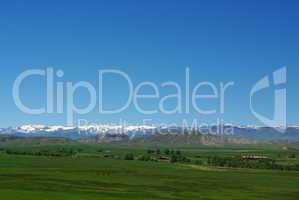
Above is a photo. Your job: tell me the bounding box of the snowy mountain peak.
[18,124,46,133]
[13,124,156,134]
[0,124,299,141]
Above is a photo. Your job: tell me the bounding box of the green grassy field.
[0,144,299,200]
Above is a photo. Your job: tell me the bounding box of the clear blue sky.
[0,0,298,127]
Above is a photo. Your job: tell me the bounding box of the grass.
[0,145,299,200]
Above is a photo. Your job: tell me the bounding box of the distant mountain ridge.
[1,124,299,142]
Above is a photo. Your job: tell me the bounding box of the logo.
[250,67,287,131]
[12,68,234,127]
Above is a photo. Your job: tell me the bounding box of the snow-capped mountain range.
[16,124,156,133]
[1,124,299,141]
[0,124,157,139]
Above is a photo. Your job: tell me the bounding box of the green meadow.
[0,144,299,200]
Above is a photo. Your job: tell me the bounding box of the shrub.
[124,153,134,160]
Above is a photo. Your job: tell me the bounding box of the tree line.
[207,156,299,171]
[4,148,79,157]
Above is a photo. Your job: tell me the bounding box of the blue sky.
[0,0,299,127]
